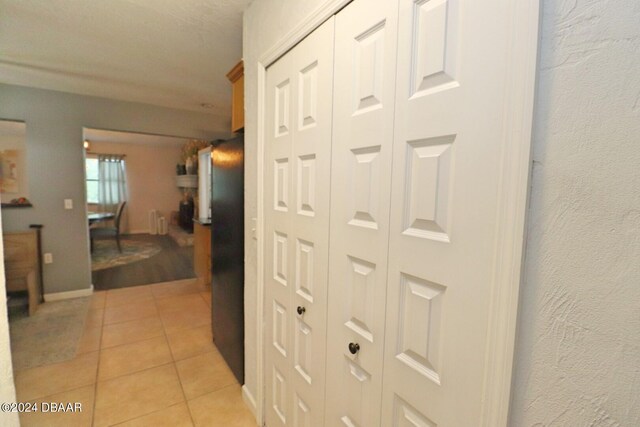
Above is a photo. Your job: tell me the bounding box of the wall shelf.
[175,174,198,189]
[1,203,33,208]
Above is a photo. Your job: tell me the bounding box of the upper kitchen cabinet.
[226,60,244,132]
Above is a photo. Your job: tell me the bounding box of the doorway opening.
[82,128,201,290]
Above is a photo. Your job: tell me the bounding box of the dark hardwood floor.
[92,234,195,290]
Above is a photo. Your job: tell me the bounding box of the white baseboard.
[242,385,258,424]
[44,285,94,302]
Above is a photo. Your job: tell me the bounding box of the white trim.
[242,385,258,421]
[44,285,94,302]
[259,0,351,66]
[255,61,266,427]
[480,1,540,426]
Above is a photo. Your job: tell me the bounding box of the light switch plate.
[44,253,53,264]
[64,199,73,210]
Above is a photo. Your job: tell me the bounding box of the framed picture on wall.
[0,149,20,193]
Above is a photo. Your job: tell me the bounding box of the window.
[85,157,99,203]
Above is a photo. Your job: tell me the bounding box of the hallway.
[13,279,254,426]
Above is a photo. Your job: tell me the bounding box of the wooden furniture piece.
[193,221,211,287]
[29,224,45,303]
[90,201,126,252]
[226,60,244,132]
[88,211,115,225]
[4,230,41,315]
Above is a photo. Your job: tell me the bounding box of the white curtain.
[97,154,127,213]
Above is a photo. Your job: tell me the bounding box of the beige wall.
[89,141,185,234]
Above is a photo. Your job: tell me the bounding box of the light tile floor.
[14,278,256,427]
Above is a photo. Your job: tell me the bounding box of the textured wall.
[509,0,640,425]
[0,83,227,295]
[242,0,336,413]
[89,141,184,234]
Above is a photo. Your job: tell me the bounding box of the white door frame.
[253,0,540,425]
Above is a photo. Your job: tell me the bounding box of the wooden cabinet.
[4,230,41,315]
[193,221,211,287]
[226,60,244,132]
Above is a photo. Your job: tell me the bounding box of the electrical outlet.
[44,253,53,264]
[64,199,73,210]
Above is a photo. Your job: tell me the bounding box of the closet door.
[382,0,516,424]
[324,0,399,425]
[265,47,294,427]
[264,17,335,427]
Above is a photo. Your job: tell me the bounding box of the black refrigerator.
[210,135,244,383]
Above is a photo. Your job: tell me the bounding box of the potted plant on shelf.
[181,139,209,175]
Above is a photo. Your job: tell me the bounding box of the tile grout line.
[108,401,189,427]
[96,285,186,384]
[96,361,176,386]
[99,314,165,350]
[102,296,158,325]
[94,283,199,426]
[96,333,166,352]
[102,312,158,327]
[17,282,209,426]
[95,338,174,383]
[91,293,106,427]
[22,381,97,406]
[156,290,199,427]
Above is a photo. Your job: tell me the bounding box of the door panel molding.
[254,0,539,425]
[264,17,336,427]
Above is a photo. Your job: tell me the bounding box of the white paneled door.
[324,0,399,425]
[263,0,535,425]
[264,17,335,427]
[381,0,521,425]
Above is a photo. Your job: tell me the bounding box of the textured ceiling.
[0,0,251,116]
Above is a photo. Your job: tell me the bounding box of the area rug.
[9,297,90,371]
[91,239,162,271]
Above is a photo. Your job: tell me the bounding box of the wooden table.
[4,230,41,315]
[88,212,114,225]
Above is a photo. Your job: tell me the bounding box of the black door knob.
[297,306,306,315]
[348,342,360,355]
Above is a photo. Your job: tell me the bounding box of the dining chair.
[90,201,126,253]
